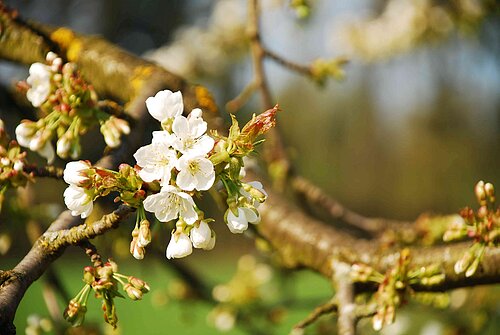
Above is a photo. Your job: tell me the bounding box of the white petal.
[190,221,211,249]
[63,161,90,185]
[192,135,215,155]
[203,232,216,251]
[152,131,175,145]
[242,207,259,224]
[226,208,248,234]
[176,170,197,191]
[166,232,192,259]
[146,90,183,122]
[172,115,189,137]
[38,141,55,164]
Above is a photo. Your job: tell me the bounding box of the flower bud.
[190,220,212,249]
[129,276,150,293]
[475,181,486,205]
[137,219,151,247]
[166,231,193,259]
[484,182,495,202]
[124,283,143,300]
[57,134,72,158]
[203,231,216,251]
[83,266,95,285]
[63,299,87,327]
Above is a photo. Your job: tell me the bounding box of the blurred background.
[0,0,499,334]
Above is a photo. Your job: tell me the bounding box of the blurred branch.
[263,48,312,77]
[23,164,64,180]
[247,0,292,189]
[333,261,356,335]
[291,176,412,236]
[292,297,337,331]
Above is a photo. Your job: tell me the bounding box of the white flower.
[134,141,177,185]
[15,122,37,148]
[166,231,193,259]
[146,90,183,123]
[143,185,198,224]
[63,185,93,218]
[225,207,259,234]
[26,63,52,107]
[190,220,212,249]
[172,109,214,155]
[176,154,215,191]
[63,160,91,186]
[240,181,268,207]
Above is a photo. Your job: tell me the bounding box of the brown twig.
[291,175,412,235]
[292,297,338,331]
[225,80,259,113]
[23,164,64,179]
[263,48,313,77]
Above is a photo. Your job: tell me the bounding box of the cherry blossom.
[63,160,91,186]
[26,63,52,107]
[145,89,183,123]
[172,109,215,155]
[143,185,198,224]
[176,153,215,191]
[166,231,193,259]
[190,220,212,249]
[225,207,259,234]
[63,185,94,218]
[133,141,177,185]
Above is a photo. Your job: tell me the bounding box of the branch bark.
[0,3,499,334]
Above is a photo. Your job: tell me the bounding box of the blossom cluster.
[63,260,150,328]
[62,89,277,260]
[16,52,130,163]
[0,119,31,211]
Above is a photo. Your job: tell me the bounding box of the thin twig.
[247,0,292,188]
[79,240,104,268]
[292,297,338,331]
[292,175,411,235]
[263,48,312,77]
[24,164,64,179]
[225,80,258,113]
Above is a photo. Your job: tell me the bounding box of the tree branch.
[0,205,133,333]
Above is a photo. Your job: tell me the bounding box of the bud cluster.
[371,249,411,331]
[62,160,144,218]
[63,260,150,328]
[16,52,130,163]
[0,119,32,211]
[444,181,499,277]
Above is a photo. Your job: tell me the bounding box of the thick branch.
[0,205,132,333]
[257,184,500,290]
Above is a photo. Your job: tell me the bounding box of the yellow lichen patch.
[195,85,218,114]
[50,27,75,51]
[67,39,83,62]
[131,65,154,98]
[50,27,83,62]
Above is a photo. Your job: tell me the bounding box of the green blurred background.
[0,0,499,334]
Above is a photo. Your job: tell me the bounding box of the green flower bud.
[63,299,87,327]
